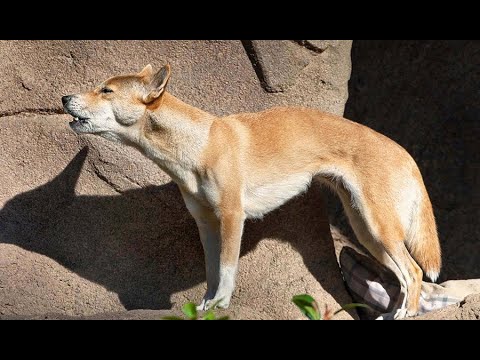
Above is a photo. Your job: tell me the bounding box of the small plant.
[163,302,229,320]
[163,295,368,320]
[292,294,370,320]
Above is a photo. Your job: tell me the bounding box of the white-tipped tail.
[406,187,441,284]
[426,271,439,283]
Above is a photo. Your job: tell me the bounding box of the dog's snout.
[62,95,73,106]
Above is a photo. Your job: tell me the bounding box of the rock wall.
[344,40,480,281]
[0,40,354,319]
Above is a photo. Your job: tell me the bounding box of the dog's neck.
[133,92,215,185]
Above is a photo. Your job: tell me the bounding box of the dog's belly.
[243,172,312,219]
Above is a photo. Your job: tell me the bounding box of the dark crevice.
[241,40,277,93]
[0,108,64,118]
[89,162,123,194]
[21,82,32,91]
[292,40,328,54]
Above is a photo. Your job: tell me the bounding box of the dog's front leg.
[194,212,221,311]
[178,188,222,310]
[180,186,245,310]
[203,209,246,310]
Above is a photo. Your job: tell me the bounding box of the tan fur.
[62,64,441,318]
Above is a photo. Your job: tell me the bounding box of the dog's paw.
[196,295,230,311]
[196,298,208,311]
[393,308,408,319]
[204,296,230,310]
[197,290,232,311]
[406,309,418,318]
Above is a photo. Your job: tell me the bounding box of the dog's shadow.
[0,147,350,310]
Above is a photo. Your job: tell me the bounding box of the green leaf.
[292,294,315,306]
[304,306,322,320]
[333,303,372,316]
[162,316,184,320]
[202,311,216,320]
[292,294,321,320]
[182,302,198,320]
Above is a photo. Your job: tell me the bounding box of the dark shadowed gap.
[241,40,272,93]
[343,40,480,281]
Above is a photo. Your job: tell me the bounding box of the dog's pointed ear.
[138,64,153,78]
[143,64,171,104]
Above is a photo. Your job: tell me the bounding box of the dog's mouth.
[64,107,91,132]
[68,115,92,133]
[69,116,90,126]
[63,106,90,126]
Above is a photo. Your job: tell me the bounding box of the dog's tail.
[406,189,441,282]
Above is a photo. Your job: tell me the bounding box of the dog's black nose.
[62,95,72,106]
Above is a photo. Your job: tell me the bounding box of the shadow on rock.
[0,147,349,310]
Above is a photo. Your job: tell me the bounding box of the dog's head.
[62,64,170,141]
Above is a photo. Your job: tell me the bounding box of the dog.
[62,64,441,319]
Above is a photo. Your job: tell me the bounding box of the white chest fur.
[243,172,313,219]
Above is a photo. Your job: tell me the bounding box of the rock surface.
[0,40,355,320]
[0,40,352,116]
[1,310,173,321]
[5,294,480,320]
[409,294,480,320]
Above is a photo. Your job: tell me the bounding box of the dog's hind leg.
[336,189,423,319]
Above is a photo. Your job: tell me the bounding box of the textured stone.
[0,40,352,116]
[409,294,480,320]
[0,40,354,320]
[246,40,310,93]
[243,40,353,116]
[1,310,174,320]
[305,40,340,52]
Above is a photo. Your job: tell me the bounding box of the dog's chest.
[192,172,313,218]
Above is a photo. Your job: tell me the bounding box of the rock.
[0,40,354,320]
[304,40,339,52]
[1,310,174,320]
[242,40,352,116]
[409,294,480,320]
[244,40,310,93]
[0,40,352,116]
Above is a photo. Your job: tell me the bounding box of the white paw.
[393,308,408,319]
[196,298,208,311]
[204,296,230,310]
[196,293,231,311]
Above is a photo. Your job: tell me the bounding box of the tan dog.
[62,64,441,318]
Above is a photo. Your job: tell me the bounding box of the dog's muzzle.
[62,95,90,132]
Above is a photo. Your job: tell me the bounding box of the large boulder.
[0,40,355,319]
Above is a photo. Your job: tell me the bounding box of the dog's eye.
[100,87,114,94]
